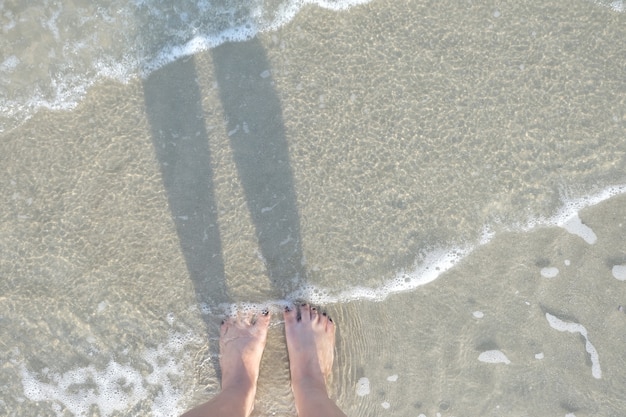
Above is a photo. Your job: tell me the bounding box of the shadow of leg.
[143,58,228,379]
[212,38,306,298]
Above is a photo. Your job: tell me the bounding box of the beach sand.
[1,0,625,415]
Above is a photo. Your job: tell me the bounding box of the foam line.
[1,0,375,133]
[545,313,602,379]
[523,185,626,234]
[141,0,373,74]
[210,184,626,314]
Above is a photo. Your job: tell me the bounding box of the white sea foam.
[540,267,560,278]
[524,185,626,234]
[2,0,620,133]
[593,0,625,12]
[545,313,602,379]
[20,332,194,417]
[561,214,597,244]
[612,265,626,281]
[478,350,511,365]
[222,185,626,311]
[356,377,370,396]
[0,0,373,133]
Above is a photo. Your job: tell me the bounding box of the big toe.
[299,303,312,323]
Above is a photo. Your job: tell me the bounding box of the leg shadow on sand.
[143,57,228,311]
[142,37,306,371]
[211,38,305,295]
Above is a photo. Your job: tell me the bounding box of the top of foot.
[219,310,270,392]
[283,303,336,388]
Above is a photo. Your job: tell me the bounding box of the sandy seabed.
[1,0,625,416]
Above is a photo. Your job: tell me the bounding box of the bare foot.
[219,311,270,412]
[284,303,336,393]
[181,310,270,417]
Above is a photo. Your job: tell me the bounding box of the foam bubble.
[386,374,398,382]
[381,401,390,409]
[356,377,370,396]
[540,267,559,278]
[545,313,601,379]
[472,311,484,319]
[535,352,544,360]
[611,0,625,12]
[478,350,511,365]
[0,55,20,72]
[594,0,625,12]
[561,214,597,244]
[612,265,626,281]
[479,225,496,245]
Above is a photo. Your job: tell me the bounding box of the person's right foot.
[219,311,270,399]
[284,303,336,392]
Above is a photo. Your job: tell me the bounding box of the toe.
[326,316,335,333]
[321,312,334,332]
[283,304,297,325]
[299,303,312,323]
[220,317,232,337]
[310,305,320,322]
[255,309,271,329]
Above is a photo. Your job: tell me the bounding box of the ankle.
[219,384,257,416]
[292,381,335,417]
[291,373,328,397]
[289,355,327,382]
[221,374,257,394]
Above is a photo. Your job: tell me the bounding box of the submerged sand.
[1,0,625,416]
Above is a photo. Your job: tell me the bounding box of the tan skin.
[181,304,347,417]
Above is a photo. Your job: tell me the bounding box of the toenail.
[322,312,327,316]
[284,306,291,312]
[262,308,269,316]
[220,319,225,325]
[301,303,307,306]
[328,317,333,322]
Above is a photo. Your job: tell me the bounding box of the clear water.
[1,0,625,416]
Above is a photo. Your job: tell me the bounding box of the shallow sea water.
[1,0,626,416]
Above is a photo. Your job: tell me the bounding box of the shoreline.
[2,0,626,415]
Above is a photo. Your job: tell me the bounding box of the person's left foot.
[181,310,270,417]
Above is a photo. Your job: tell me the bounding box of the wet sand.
[1,0,625,416]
